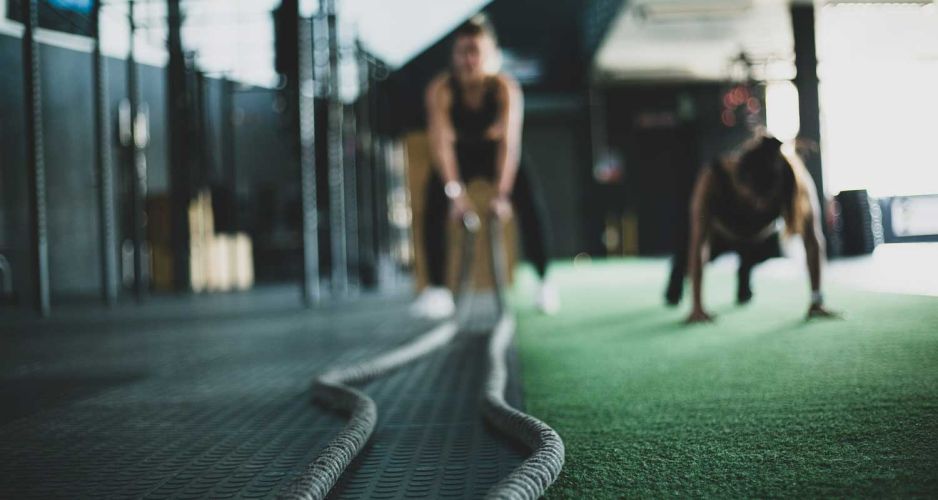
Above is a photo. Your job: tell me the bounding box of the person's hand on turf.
[685,307,715,324]
[449,193,475,221]
[490,195,513,221]
[807,303,841,320]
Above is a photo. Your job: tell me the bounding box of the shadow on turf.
[534,300,829,344]
[558,303,758,340]
[679,301,824,331]
[556,306,670,338]
[755,315,842,337]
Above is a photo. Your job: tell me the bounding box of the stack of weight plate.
[834,189,883,256]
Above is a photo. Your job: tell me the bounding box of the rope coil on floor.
[282,211,564,499]
[280,214,479,500]
[279,320,458,500]
[481,315,565,499]
[481,216,565,500]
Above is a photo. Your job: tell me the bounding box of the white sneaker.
[535,280,560,315]
[410,286,456,319]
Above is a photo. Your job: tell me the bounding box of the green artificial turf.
[511,259,938,498]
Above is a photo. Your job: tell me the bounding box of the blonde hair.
[455,14,498,44]
[453,14,503,74]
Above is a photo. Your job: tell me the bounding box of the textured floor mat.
[328,329,526,499]
[0,289,527,499]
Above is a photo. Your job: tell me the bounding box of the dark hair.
[454,14,498,45]
[737,135,787,197]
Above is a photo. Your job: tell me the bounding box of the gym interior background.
[1,0,937,307]
[1,0,936,498]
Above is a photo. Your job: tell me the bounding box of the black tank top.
[709,160,792,241]
[449,74,499,179]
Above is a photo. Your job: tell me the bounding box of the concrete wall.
[0,33,172,300]
[0,32,297,304]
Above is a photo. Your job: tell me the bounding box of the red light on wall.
[747,97,761,113]
[723,93,736,108]
[721,109,736,127]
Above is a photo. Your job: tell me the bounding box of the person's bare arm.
[686,168,714,323]
[799,174,838,318]
[426,75,460,185]
[489,75,524,200]
[426,75,473,218]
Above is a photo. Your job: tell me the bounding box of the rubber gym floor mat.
[327,328,527,499]
[1,290,504,499]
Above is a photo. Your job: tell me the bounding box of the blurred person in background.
[674,134,838,323]
[410,14,559,319]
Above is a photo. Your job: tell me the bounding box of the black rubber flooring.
[0,288,525,499]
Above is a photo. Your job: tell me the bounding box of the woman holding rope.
[411,14,559,319]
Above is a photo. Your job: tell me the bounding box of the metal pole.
[791,3,826,221]
[343,102,360,292]
[324,0,348,296]
[299,15,321,304]
[126,0,147,301]
[22,0,50,317]
[221,76,238,232]
[93,0,118,306]
[194,71,206,185]
[371,62,392,282]
[355,41,377,287]
[373,136,390,281]
[167,0,190,291]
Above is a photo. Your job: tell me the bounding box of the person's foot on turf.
[535,280,560,315]
[806,303,841,320]
[410,286,455,320]
[685,307,715,324]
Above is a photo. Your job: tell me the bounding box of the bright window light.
[765,81,800,142]
[818,3,938,197]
